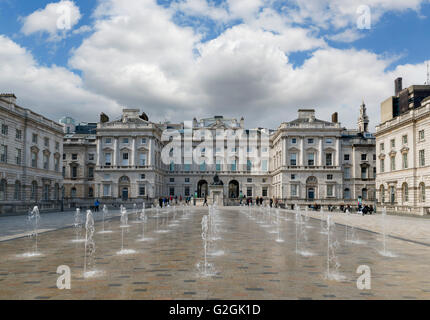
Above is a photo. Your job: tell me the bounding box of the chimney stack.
[395,77,403,96]
[332,112,338,123]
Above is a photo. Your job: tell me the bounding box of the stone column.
[149,138,154,167]
[113,137,119,166]
[96,138,101,166]
[283,137,288,166]
[131,137,136,166]
[318,137,323,166]
[336,138,341,166]
[300,137,304,166]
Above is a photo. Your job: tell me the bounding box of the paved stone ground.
[0,206,429,300]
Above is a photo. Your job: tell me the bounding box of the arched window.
[31,181,38,200]
[420,183,426,202]
[0,179,7,201]
[14,181,21,200]
[402,183,409,203]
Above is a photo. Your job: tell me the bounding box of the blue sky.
[0,0,429,129]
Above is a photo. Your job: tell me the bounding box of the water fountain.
[98,205,113,234]
[20,206,42,257]
[72,208,86,243]
[325,216,346,281]
[117,206,136,255]
[132,203,141,224]
[83,210,101,278]
[137,206,153,242]
[197,215,215,276]
[378,207,396,257]
[275,208,284,243]
[295,206,314,256]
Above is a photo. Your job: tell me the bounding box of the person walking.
[204,195,208,206]
[94,199,100,212]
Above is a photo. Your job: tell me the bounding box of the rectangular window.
[32,134,38,144]
[170,178,175,183]
[327,185,334,197]
[247,178,252,183]
[1,124,8,135]
[122,153,129,165]
[307,153,315,166]
[54,157,59,172]
[105,153,111,166]
[361,154,367,161]
[184,164,191,171]
[170,162,175,172]
[43,154,49,170]
[216,160,221,171]
[139,153,147,166]
[390,139,395,148]
[105,138,112,144]
[88,154,95,161]
[326,153,333,166]
[141,174,146,179]
[72,166,77,178]
[344,167,350,179]
[247,187,252,197]
[402,153,408,169]
[291,138,297,144]
[0,145,7,163]
[247,160,252,171]
[380,143,385,151]
[307,138,314,144]
[44,137,49,147]
[31,152,37,168]
[141,138,147,144]
[326,138,333,144]
[262,187,268,197]
[169,187,175,196]
[380,159,385,173]
[291,174,296,180]
[139,186,145,196]
[344,154,350,161]
[391,156,396,171]
[361,167,367,179]
[419,130,425,141]
[16,148,21,165]
[290,153,297,166]
[122,138,129,144]
[88,167,94,178]
[103,185,111,196]
[402,135,408,145]
[185,186,190,197]
[72,154,78,160]
[55,141,59,150]
[231,160,237,171]
[419,150,425,166]
[185,178,190,183]
[291,185,298,197]
[16,129,22,140]
[327,174,333,180]
[262,160,268,172]
[200,162,206,171]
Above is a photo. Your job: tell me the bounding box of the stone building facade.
[61,106,375,209]
[376,80,430,215]
[0,94,63,214]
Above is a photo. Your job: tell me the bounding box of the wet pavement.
[0,206,429,300]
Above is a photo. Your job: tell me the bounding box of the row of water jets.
[22,203,196,278]
[241,204,395,282]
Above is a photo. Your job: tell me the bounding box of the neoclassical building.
[376,79,430,215]
[61,105,375,208]
[0,94,64,214]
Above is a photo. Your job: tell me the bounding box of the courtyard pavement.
[0,206,429,299]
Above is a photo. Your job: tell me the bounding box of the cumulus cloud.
[5,0,430,131]
[20,0,81,41]
[0,35,120,122]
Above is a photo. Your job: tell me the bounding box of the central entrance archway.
[197,180,208,198]
[119,176,130,200]
[228,180,239,198]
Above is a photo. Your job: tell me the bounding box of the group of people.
[240,196,267,206]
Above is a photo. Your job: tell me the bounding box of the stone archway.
[197,180,208,198]
[119,176,130,200]
[228,180,239,198]
[306,176,318,200]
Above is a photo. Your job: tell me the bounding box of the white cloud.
[0,35,120,122]
[327,28,365,43]
[20,0,81,41]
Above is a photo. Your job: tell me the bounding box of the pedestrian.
[270,198,273,208]
[204,195,208,206]
[94,199,100,212]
